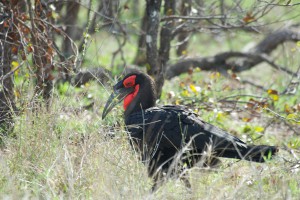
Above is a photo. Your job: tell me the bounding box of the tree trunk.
[176,0,192,57]
[156,1,176,97]
[61,0,80,80]
[133,10,148,66]
[28,0,55,103]
[145,0,162,95]
[62,1,80,58]
[0,0,23,134]
[145,0,176,97]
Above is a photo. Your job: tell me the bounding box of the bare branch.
[161,15,228,22]
[166,27,300,79]
[111,21,127,68]
[0,62,24,82]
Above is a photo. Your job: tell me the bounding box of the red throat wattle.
[122,75,139,110]
[123,84,139,110]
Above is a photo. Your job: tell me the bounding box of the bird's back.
[125,105,249,164]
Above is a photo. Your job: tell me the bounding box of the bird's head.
[102,71,156,119]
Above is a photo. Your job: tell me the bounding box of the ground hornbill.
[102,71,278,187]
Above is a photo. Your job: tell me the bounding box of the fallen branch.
[71,67,111,87]
[166,27,300,79]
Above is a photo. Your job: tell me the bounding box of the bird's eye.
[123,75,136,88]
[125,82,133,87]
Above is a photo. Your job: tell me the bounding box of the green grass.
[1,3,300,199]
[1,70,299,198]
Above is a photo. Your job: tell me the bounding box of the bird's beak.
[102,85,134,119]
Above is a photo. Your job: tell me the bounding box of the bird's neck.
[124,82,156,118]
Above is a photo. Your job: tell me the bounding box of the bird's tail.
[220,145,278,163]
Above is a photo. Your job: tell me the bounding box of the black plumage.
[102,71,278,186]
[126,105,277,176]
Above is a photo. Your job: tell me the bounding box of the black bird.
[102,71,278,186]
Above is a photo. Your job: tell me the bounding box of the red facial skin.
[123,75,136,88]
[123,75,140,110]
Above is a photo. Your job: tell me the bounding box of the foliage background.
[0,0,300,199]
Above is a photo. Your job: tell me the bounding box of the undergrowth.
[1,4,300,198]
[0,68,299,199]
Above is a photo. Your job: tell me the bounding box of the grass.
[1,70,299,198]
[1,3,300,199]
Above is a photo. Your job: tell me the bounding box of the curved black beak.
[102,84,134,119]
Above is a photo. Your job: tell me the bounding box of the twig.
[280,65,300,95]
[161,15,229,22]
[0,61,24,82]
[258,54,296,76]
[241,80,268,91]
[46,0,115,21]
[264,107,300,123]
[218,94,268,101]
[259,1,300,7]
[111,21,127,69]
[283,121,300,135]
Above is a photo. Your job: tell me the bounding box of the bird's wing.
[159,105,248,150]
[125,105,247,153]
[126,106,185,149]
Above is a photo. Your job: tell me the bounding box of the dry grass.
[0,83,299,199]
[0,101,151,199]
[1,5,300,197]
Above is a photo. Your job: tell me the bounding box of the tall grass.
[0,80,299,199]
[1,4,300,197]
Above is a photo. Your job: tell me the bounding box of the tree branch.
[161,15,228,22]
[166,27,300,79]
